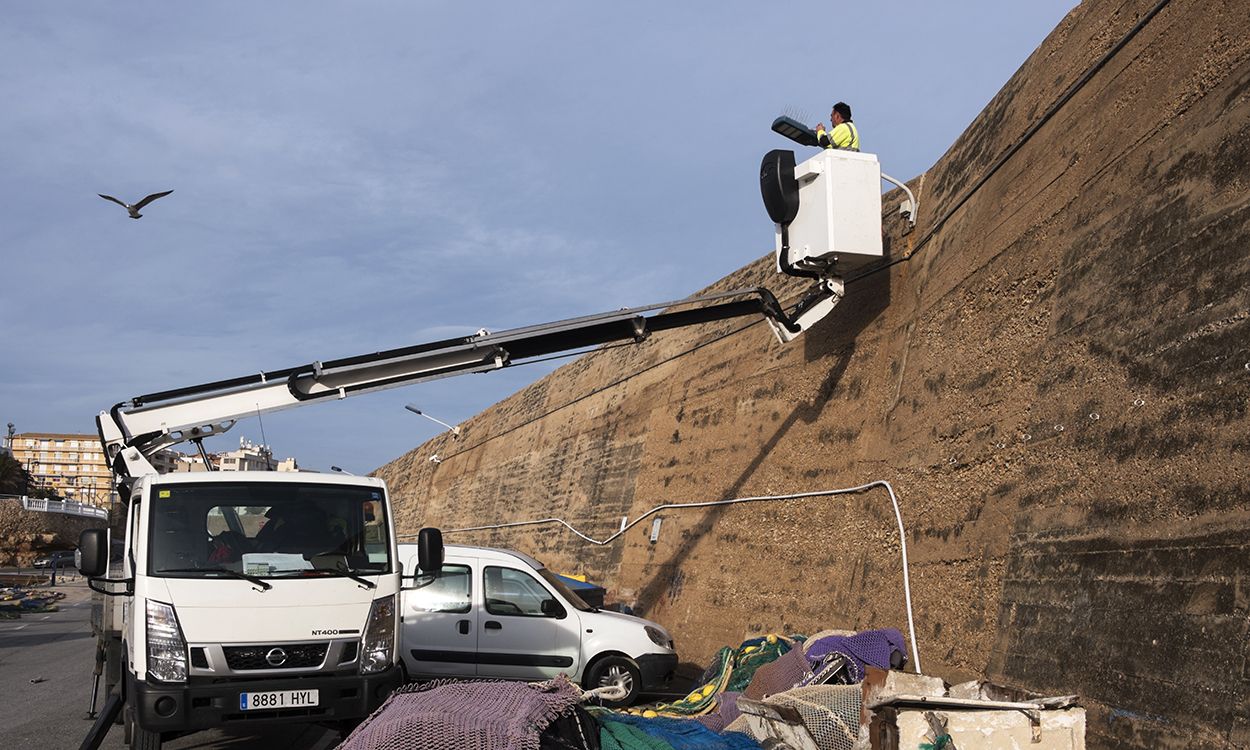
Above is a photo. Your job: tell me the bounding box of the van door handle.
[484,621,502,631]
[457,619,470,635]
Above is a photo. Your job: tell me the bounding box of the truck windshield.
[148,481,391,578]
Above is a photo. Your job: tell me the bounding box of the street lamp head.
[404,404,460,438]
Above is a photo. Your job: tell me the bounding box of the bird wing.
[98,194,129,208]
[133,190,174,209]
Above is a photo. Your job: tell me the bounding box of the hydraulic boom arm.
[98,283,841,486]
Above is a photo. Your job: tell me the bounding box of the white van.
[396,542,677,705]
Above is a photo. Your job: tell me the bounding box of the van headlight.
[146,600,188,682]
[360,595,396,674]
[644,625,673,650]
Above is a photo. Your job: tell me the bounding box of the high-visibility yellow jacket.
[816,121,860,151]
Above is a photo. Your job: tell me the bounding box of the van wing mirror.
[541,598,566,619]
[78,528,109,578]
[417,527,444,574]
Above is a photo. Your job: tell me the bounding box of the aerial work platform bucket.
[773,148,885,277]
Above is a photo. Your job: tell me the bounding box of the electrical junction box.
[775,148,884,275]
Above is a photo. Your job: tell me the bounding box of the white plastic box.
[775,148,884,275]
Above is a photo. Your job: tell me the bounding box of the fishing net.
[694,692,744,734]
[743,646,811,699]
[597,712,764,750]
[802,628,906,675]
[724,684,863,750]
[338,675,588,750]
[635,635,797,717]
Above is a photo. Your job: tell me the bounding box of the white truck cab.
[397,543,677,706]
[81,471,402,747]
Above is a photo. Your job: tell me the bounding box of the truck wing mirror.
[78,528,109,578]
[417,527,444,575]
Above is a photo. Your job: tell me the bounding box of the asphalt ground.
[0,579,337,749]
[0,578,695,748]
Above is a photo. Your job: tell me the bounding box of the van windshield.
[538,568,595,612]
[148,481,391,578]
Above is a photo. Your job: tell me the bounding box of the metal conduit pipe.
[880,172,918,228]
[408,481,923,673]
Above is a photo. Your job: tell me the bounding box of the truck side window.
[407,564,471,614]
[484,566,557,617]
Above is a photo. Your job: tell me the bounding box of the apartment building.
[7,431,178,506]
[172,437,303,473]
[9,431,304,503]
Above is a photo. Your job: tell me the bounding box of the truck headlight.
[360,595,396,674]
[146,600,188,682]
[645,625,673,650]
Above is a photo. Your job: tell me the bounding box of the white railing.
[17,495,109,520]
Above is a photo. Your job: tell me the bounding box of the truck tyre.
[338,718,363,741]
[124,705,162,750]
[583,655,641,708]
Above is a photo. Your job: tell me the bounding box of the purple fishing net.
[338,676,586,750]
[743,646,811,699]
[802,628,906,676]
[695,691,744,733]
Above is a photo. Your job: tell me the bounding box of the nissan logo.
[265,648,288,667]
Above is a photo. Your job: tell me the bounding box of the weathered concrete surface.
[376,0,1250,747]
[0,499,99,566]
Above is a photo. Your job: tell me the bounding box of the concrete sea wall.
[377,1,1250,746]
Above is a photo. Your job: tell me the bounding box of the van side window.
[407,564,472,614]
[484,566,556,617]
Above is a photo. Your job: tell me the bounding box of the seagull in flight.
[98,190,174,219]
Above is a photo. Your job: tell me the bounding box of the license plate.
[239,689,320,711]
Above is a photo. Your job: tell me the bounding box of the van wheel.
[584,656,641,707]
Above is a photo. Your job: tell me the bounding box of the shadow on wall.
[633,268,892,616]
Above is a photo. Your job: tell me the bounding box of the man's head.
[831,102,852,124]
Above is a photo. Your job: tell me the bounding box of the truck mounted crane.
[77,138,893,749]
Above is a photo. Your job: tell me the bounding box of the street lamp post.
[28,459,41,496]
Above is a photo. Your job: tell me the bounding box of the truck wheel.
[130,725,162,750]
[124,705,162,749]
[338,718,362,740]
[584,655,641,708]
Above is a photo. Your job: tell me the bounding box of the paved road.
[0,580,338,749]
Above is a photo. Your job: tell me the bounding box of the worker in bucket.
[815,101,860,151]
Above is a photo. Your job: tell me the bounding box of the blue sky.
[1,2,1076,473]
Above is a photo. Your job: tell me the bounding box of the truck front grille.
[223,643,328,671]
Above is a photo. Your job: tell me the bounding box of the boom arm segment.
[99,284,838,484]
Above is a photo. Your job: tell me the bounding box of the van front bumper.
[637,652,678,692]
[127,667,401,734]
